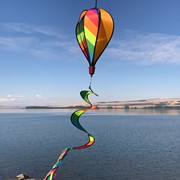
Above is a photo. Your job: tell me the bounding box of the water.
[0,109,180,180]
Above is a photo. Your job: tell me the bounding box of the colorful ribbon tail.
[44,90,97,180]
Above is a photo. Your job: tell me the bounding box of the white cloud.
[1,24,180,65]
[0,95,43,106]
[0,95,25,103]
[0,23,65,38]
[0,23,79,60]
[107,30,180,65]
[35,94,42,99]
[0,94,90,107]
[15,95,25,98]
[0,97,15,103]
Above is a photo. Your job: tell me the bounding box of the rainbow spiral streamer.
[44,90,96,180]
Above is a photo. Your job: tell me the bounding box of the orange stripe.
[79,43,85,51]
[85,16,98,36]
[79,10,87,21]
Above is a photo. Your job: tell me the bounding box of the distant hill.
[1,98,180,110]
[95,98,180,109]
[63,98,180,109]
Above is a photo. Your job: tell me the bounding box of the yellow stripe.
[89,136,94,142]
[77,32,84,43]
[84,27,96,46]
[76,110,84,116]
[77,35,81,43]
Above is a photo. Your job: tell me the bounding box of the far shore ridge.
[1,98,180,110]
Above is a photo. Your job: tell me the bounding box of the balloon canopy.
[76,8,114,76]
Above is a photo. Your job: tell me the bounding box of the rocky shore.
[3,174,40,180]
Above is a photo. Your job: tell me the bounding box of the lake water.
[0,109,180,180]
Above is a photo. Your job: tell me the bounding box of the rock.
[16,174,29,180]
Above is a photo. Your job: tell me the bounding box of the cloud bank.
[108,30,180,65]
[0,94,51,106]
[0,23,180,64]
[0,23,79,60]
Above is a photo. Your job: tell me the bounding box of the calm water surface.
[0,109,180,180]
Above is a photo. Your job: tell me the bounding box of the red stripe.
[86,9,98,26]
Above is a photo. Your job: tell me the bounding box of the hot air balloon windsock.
[44,1,114,180]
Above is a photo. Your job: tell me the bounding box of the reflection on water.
[97,108,180,115]
[1,108,180,115]
[0,110,180,179]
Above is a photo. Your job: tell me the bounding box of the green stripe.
[79,21,84,33]
[86,39,94,61]
[77,32,85,43]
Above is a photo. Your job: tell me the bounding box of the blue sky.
[0,0,180,106]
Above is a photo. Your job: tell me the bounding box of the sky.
[0,0,180,106]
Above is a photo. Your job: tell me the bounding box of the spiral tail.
[44,90,96,180]
[71,91,95,150]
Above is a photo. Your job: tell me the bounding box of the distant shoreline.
[25,97,180,109]
[24,105,180,110]
[1,98,180,110]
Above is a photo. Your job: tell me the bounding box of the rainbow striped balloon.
[44,5,114,180]
[76,8,114,76]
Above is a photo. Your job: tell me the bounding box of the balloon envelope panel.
[76,7,114,75]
